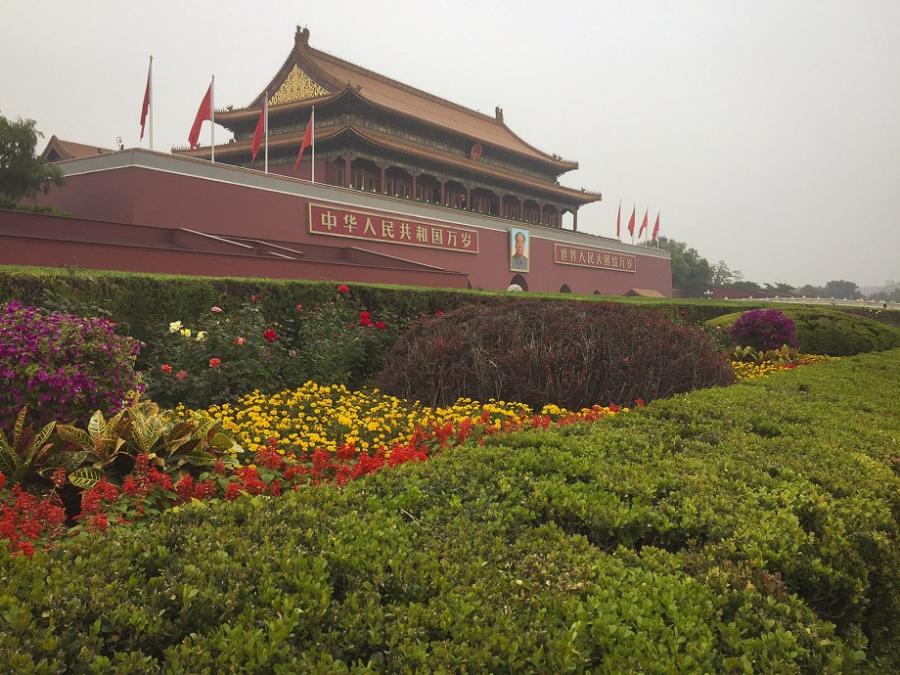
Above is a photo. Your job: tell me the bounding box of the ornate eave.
[174,122,599,206]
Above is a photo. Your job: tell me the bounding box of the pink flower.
[263,329,278,343]
[209,358,221,368]
[175,369,188,381]
[211,306,223,314]
[249,295,259,303]
[234,336,247,346]
[434,310,445,317]
[295,304,303,312]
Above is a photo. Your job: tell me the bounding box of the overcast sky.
[2,0,898,287]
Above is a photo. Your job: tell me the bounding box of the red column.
[379,165,386,194]
[439,179,446,205]
[465,185,471,210]
[573,208,578,231]
[343,155,352,188]
[411,174,418,201]
[538,203,544,225]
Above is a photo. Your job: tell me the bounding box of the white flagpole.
[263,90,268,174]
[148,56,154,151]
[210,75,215,163]
[311,106,315,183]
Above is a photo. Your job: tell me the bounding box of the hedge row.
[2,349,897,672]
[706,306,900,355]
[0,265,749,343]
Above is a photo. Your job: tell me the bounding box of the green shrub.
[2,349,898,670]
[706,306,900,355]
[379,300,734,408]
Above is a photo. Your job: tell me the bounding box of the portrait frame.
[509,227,530,273]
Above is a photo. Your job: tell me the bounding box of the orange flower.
[160,363,173,374]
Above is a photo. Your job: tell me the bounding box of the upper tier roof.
[214,26,578,172]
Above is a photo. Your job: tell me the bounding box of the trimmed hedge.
[2,350,898,671]
[707,306,900,355]
[1,265,748,344]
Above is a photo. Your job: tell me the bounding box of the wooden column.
[342,155,352,188]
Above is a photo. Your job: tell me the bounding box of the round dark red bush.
[377,300,734,409]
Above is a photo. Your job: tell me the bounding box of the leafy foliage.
[707,306,900,355]
[1,349,897,670]
[0,114,64,205]
[0,301,142,434]
[378,300,734,409]
[729,308,798,350]
[655,236,713,296]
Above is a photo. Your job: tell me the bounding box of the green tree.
[656,237,713,296]
[823,280,861,300]
[0,114,64,208]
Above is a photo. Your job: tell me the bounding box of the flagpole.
[210,75,215,164]
[263,90,268,174]
[311,106,315,183]
[148,56,154,151]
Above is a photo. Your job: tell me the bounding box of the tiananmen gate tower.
[4,26,671,296]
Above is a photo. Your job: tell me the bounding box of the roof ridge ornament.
[295,25,310,46]
[495,106,504,123]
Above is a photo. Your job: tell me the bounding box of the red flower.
[337,284,350,295]
[160,363,173,374]
[51,467,66,488]
[295,303,303,312]
[0,472,6,491]
[434,310,445,317]
[359,310,373,327]
[374,321,387,331]
[263,328,278,342]
[249,294,260,303]
[175,369,188,381]
[208,357,221,368]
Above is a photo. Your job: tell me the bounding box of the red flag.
[652,211,660,240]
[616,201,621,238]
[639,208,649,238]
[139,63,151,140]
[188,84,212,149]
[294,113,313,171]
[251,101,265,162]
[627,206,636,237]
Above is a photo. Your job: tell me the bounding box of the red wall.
[34,165,672,295]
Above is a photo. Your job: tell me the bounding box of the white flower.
[196,331,208,342]
[168,321,182,333]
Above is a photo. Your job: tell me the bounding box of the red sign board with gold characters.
[554,243,636,273]
[309,203,479,254]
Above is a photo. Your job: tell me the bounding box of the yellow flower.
[168,320,182,333]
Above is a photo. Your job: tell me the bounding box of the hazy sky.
[2,1,898,287]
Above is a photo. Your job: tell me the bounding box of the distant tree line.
[653,237,892,300]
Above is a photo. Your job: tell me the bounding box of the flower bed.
[196,383,623,459]
[1,389,626,556]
